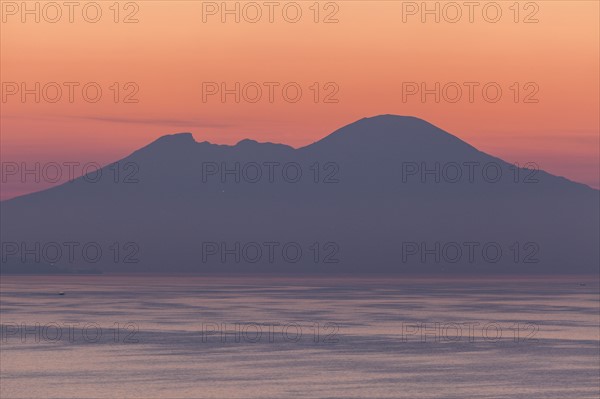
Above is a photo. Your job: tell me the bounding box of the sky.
[1,0,599,199]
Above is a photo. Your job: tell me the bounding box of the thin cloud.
[2,114,232,128]
[75,115,232,128]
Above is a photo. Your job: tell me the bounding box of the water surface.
[1,275,598,398]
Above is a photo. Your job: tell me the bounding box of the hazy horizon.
[1,1,598,398]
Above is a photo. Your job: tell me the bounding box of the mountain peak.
[361,114,424,123]
[133,132,198,156]
[304,114,466,152]
[351,114,438,132]
[235,139,259,146]
[154,132,196,144]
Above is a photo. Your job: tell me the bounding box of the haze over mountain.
[1,115,598,274]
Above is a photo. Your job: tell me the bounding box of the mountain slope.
[1,115,597,274]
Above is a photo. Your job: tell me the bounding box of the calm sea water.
[1,275,598,398]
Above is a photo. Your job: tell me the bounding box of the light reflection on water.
[1,275,598,398]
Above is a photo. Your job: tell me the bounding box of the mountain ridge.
[1,115,597,274]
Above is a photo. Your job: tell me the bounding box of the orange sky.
[1,0,599,198]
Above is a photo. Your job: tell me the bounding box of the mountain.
[1,115,598,274]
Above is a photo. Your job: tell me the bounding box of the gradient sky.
[1,0,599,199]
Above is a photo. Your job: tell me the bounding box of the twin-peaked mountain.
[1,115,598,273]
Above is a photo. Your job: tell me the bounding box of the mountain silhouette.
[1,115,598,274]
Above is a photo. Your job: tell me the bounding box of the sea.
[1,275,598,398]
